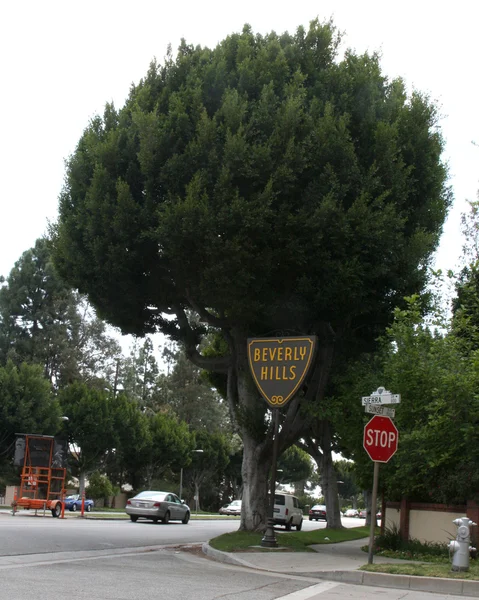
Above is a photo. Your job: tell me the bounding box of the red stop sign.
[363,415,399,462]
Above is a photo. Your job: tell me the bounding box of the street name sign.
[365,404,396,418]
[247,336,317,408]
[362,386,401,406]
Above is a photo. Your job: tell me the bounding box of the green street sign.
[247,336,317,408]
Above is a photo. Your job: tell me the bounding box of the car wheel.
[182,511,190,524]
[51,503,61,518]
[285,520,292,531]
[86,504,91,512]
[296,519,303,531]
[72,503,77,512]
[130,515,138,522]
[152,518,159,523]
[309,516,312,521]
[162,511,170,524]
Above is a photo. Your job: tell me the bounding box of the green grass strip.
[210,526,371,553]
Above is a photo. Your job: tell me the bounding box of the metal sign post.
[248,336,317,548]
[261,409,281,547]
[368,461,380,564]
[362,387,400,564]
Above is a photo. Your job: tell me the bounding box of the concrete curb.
[296,570,479,597]
[202,543,479,597]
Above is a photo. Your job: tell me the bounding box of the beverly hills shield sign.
[247,336,317,408]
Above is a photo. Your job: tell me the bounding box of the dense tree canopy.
[332,294,479,506]
[156,346,230,431]
[0,238,121,387]
[0,238,78,383]
[0,360,61,472]
[52,20,450,530]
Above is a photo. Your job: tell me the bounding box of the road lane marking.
[277,581,340,599]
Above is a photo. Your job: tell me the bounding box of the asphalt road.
[0,512,367,557]
[0,513,241,555]
[0,515,467,600]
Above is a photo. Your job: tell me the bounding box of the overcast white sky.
[1,1,477,293]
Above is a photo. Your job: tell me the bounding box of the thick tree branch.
[185,290,231,329]
[174,304,232,373]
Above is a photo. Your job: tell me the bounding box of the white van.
[273,492,303,530]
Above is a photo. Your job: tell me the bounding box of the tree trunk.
[233,340,271,532]
[79,472,86,496]
[194,482,200,513]
[294,479,306,497]
[240,431,270,531]
[317,422,343,529]
[227,326,335,532]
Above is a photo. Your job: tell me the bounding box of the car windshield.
[312,505,326,510]
[230,501,241,506]
[135,491,166,501]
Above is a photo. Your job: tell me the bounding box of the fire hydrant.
[449,517,477,572]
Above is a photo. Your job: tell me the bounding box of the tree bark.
[240,432,270,531]
[79,472,86,496]
[233,335,271,531]
[317,421,343,529]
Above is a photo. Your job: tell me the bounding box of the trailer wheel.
[51,503,61,518]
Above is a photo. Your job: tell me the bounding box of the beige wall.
[384,506,467,544]
[409,509,462,544]
[384,506,400,532]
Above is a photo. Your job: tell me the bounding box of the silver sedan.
[126,491,190,524]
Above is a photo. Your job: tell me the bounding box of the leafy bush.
[86,472,117,502]
[373,524,448,560]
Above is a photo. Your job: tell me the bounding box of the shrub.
[86,472,116,502]
[374,524,448,559]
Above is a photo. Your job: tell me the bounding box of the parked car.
[343,508,359,518]
[358,509,367,519]
[219,499,242,515]
[273,492,303,530]
[309,504,327,521]
[64,494,94,512]
[126,490,190,524]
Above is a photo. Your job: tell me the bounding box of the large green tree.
[52,21,450,531]
[0,238,122,388]
[333,295,479,506]
[183,429,230,511]
[120,337,159,407]
[58,382,119,493]
[0,238,78,383]
[0,360,61,482]
[157,345,230,431]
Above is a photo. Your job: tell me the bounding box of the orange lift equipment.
[13,434,67,517]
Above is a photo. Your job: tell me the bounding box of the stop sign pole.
[362,391,400,564]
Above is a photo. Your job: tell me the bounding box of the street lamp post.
[179,449,203,501]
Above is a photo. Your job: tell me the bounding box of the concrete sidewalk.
[203,538,479,598]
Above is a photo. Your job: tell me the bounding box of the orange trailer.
[13,434,67,518]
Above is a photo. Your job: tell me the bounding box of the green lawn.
[209,526,372,553]
[361,561,479,580]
